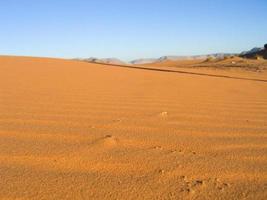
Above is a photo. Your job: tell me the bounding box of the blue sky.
[0,0,266,61]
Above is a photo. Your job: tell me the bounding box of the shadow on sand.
[84,61,267,83]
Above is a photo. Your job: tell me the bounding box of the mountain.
[76,44,267,66]
[240,47,264,56]
[240,45,267,59]
[131,53,236,65]
[77,57,128,65]
[130,58,158,64]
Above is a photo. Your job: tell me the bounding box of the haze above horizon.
[0,0,266,61]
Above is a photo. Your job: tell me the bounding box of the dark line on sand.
[85,61,267,83]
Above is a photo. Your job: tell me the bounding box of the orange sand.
[0,56,267,199]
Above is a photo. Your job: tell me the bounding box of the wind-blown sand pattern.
[0,56,267,199]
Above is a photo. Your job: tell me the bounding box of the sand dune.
[0,56,267,199]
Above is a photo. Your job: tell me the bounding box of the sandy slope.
[0,56,267,200]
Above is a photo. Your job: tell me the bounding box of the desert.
[0,55,267,199]
[1,1,267,199]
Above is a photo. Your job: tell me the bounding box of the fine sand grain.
[0,56,267,199]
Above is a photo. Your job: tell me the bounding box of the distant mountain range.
[77,54,236,65]
[130,54,236,64]
[130,58,158,64]
[76,44,266,65]
[75,57,128,65]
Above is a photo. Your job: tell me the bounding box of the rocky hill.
[240,44,267,59]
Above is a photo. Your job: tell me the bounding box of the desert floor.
[0,56,267,199]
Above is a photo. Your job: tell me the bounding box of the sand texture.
[0,56,267,199]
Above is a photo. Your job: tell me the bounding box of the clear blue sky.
[0,0,266,61]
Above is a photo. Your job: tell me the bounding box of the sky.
[0,0,266,61]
